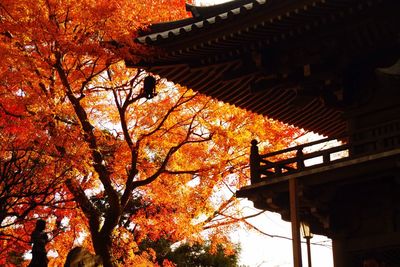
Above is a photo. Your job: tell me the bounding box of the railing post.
[296,148,305,170]
[250,139,261,184]
[323,152,330,164]
[275,166,282,175]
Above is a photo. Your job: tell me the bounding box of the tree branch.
[65,178,101,233]
[54,52,121,237]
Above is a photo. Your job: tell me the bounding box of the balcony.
[249,119,400,186]
[238,119,400,236]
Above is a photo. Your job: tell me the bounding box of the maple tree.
[0,0,300,266]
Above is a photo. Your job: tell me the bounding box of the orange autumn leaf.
[0,1,300,266]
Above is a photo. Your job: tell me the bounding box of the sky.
[194,1,335,266]
[233,200,333,267]
[230,132,334,267]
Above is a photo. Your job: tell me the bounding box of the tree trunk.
[92,232,116,267]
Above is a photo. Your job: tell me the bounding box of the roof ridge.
[185,0,256,19]
[137,0,267,43]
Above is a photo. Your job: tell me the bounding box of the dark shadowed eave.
[129,0,399,138]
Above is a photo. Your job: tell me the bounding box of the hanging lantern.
[143,75,156,99]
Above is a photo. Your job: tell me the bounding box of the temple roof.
[137,0,265,45]
[129,0,399,137]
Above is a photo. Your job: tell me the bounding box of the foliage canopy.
[0,0,300,266]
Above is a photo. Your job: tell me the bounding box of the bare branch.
[139,89,197,139]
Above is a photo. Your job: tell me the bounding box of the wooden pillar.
[332,239,348,267]
[289,178,303,267]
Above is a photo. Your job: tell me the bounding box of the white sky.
[195,1,334,266]
[234,200,333,267]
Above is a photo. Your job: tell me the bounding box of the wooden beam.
[289,178,303,267]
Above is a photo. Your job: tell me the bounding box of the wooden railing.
[250,137,349,184]
[352,119,400,155]
[250,119,400,184]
